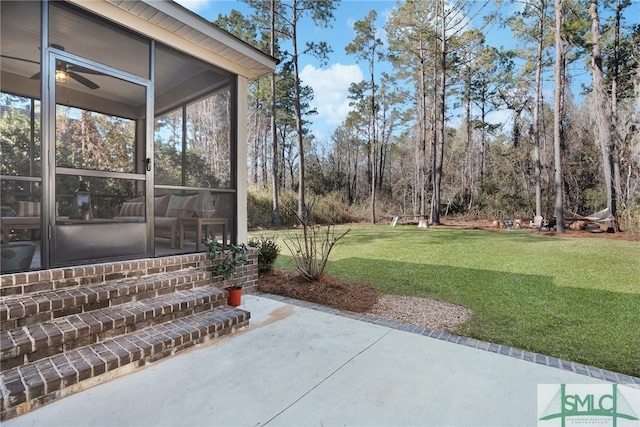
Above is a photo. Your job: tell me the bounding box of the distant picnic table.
[386,215,429,227]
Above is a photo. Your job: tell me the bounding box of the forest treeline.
[215,0,640,233]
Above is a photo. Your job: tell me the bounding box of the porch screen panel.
[185,89,232,189]
[52,56,149,266]
[153,43,237,255]
[154,110,183,186]
[55,105,137,173]
[0,0,44,274]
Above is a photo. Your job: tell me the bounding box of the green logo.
[539,384,639,427]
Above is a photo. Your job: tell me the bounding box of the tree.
[588,0,615,217]
[278,0,337,221]
[386,0,437,222]
[346,10,383,223]
[506,0,554,218]
[531,0,549,220]
[216,5,281,224]
[270,0,281,226]
[329,121,362,203]
[553,0,565,232]
[470,46,505,185]
[431,0,492,224]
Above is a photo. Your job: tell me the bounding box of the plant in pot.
[203,237,248,307]
[80,201,91,220]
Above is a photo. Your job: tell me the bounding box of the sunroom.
[0,0,276,273]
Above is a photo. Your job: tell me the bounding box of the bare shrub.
[283,202,350,281]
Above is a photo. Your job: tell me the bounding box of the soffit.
[73,0,276,80]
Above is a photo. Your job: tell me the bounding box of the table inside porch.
[180,217,228,251]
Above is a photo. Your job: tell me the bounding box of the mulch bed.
[257,269,378,313]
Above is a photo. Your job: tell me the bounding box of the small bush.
[247,188,299,228]
[247,189,273,229]
[619,203,640,235]
[309,192,356,224]
[248,236,280,272]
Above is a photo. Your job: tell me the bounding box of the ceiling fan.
[0,44,101,89]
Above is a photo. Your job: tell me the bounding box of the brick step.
[0,306,250,420]
[0,269,210,331]
[0,255,212,297]
[0,286,227,370]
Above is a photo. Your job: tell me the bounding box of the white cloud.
[174,0,211,13]
[486,109,512,133]
[300,63,364,129]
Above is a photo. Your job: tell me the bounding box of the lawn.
[255,225,640,377]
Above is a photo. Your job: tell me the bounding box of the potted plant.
[203,237,248,307]
[80,201,91,220]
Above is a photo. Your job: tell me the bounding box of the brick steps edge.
[0,269,211,331]
[0,255,212,297]
[1,286,228,369]
[0,307,250,421]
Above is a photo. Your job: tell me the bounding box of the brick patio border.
[258,293,640,388]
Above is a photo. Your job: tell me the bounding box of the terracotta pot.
[225,286,242,307]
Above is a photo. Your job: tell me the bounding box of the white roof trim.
[68,0,276,80]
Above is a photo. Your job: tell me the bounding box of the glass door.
[49,50,152,266]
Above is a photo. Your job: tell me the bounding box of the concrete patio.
[5,294,637,427]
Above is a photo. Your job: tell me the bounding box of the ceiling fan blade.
[67,71,100,89]
[0,54,40,65]
[66,63,103,75]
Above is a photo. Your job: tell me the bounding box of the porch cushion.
[166,195,197,218]
[154,195,171,217]
[111,216,145,223]
[17,201,40,217]
[154,216,178,229]
[119,201,145,217]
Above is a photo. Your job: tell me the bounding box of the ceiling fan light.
[55,69,69,83]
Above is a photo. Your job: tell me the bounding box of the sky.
[175,0,640,144]
[176,0,396,143]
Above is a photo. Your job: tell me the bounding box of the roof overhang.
[66,0,276,80]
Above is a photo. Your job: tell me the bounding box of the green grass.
[252,225,640,377]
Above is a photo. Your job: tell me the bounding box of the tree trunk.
[464,65,472,205]
[589,0,615,217]
[553,0,565,232]
[352,142,358,203]
[369,41,377,224]
[292,2,306,221]
[433,0,446,225]
[253,93,260,185]
[480,88,486,181]
[270,0,280,226]
[611,0,622,213]
[533,0,545,219]
[420,41,428,219]
[430,4,439,224]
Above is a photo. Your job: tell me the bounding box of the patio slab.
[4,294,624,427]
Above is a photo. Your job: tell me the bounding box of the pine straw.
[257,269,378,313]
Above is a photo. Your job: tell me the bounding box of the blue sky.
[176,0,640,143]
[176,0,395,142]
